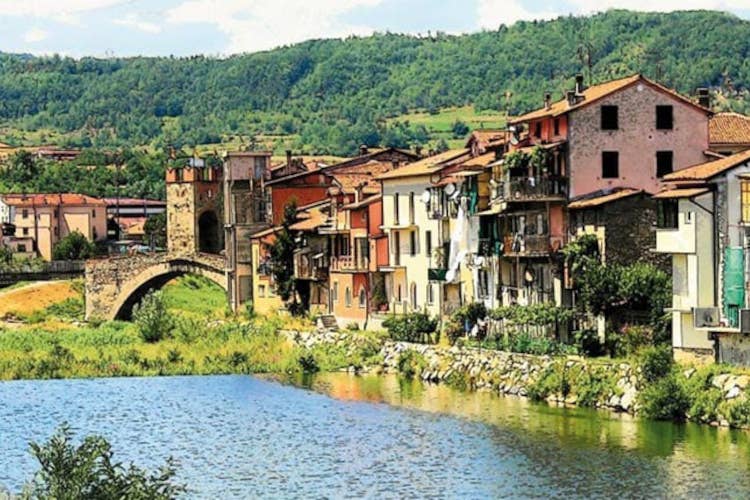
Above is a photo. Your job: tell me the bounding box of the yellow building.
[249,226,284,316]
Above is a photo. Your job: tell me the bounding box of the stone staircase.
[317,314,339,331]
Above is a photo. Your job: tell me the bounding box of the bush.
[614,325,656,357]
[133,290,174,343]
[52,231,95,261]
[383,313,438,344]
[298,352,319,373]
[638,374,689,420]
[24,424,184,499]
[637,345,673,383]
[573,329,603,357]
[396,350,427,379]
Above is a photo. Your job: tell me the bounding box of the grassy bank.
[0,276,379,381]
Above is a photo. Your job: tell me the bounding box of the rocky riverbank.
[284,328,750,429]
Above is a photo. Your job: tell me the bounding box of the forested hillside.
[2,9,750,155]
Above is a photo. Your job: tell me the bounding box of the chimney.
[575,74,585,94]
[566,90,578,107]
[359,145,368,156]
[544,92,552,111]
[286,149,292,174]
[697,87,710,109]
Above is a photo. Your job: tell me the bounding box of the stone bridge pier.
[85,252,228,320]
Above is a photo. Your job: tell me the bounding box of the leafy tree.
[268,201,300,312]
[144,213,167,248]
[52,231,95,261]
[22,424,184,499]
[451,120,470,139]
[133,290,173,342]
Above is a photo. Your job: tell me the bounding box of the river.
[1,373,749,498]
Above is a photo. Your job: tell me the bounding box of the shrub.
[383,313,438,344]
[638,374,689,420]
[24,424,184,499]
[133,290,173,343]
[298,352,319,373]
[615,325,656,357]
[528,362,569,401]
[573,329,603,357]
[724,399,750,428]
[397,350,427,379]
[52,231,95,261]
[637,345,673,383]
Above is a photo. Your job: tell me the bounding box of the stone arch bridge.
[85,253,227,320]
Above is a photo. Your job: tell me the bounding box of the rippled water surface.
[2,373,750,498]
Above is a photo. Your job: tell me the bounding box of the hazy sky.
[2,0,750,57]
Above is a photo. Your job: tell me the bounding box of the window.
[258,284,266,298]
[345,287,352,307]
[657,199,679,229]
[17,244,26,252]
[253,156,266,179]
[426,284,434,304]
[92,209,96,218]
[410,283,417,309]
[358,287,366,308]
[409,230,416,256]
[393,231,401,266]
[409,192,415,224]
[553,118,560,136]
[397,284,403,302]
[601,151,619,178]
[22,228,28,236]
[22,209,28,219]
[742,181,750,222]
[425,230,432,257]
[393,193,400,224]
[656,151,674,178]
[478,269,489,299]
[534,122,542,137]
[332,281,339,302]
[656,105,673,130]
[601,105,618,130]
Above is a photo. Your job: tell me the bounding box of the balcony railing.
[499,177,568,202]
[330,255,369,272]
[294,254,328,280]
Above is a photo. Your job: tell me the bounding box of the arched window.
[345,287,352,307]
[426,284,434,305]
[410,282,417,309]
[358,287,366,308]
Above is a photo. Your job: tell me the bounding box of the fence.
[0,260,85,286]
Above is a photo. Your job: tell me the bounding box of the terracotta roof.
[376,149,471,180]
[709,112,750,146]
[653,188,710,199]
[1,193,107,207]
[341,194,382,210]
[509,74,710,125]
[466,129,505,148]
[664,148,750,181]
[568,188,643,210]
[331,160,394,194]
[289,208,328,231]
[458,151,496,169]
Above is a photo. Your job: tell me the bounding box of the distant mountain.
[1,9,750,155]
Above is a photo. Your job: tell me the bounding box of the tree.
[268,201,300,312]
[23,424,185,499]
[52,231,96,261]
[451,120,470,139]
[144,213,167,248]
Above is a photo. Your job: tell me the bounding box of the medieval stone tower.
[165,161,224,255]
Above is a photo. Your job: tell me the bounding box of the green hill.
[1,9,750,155]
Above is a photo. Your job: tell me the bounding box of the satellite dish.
[421,190,431,204]
[444,183,456,196]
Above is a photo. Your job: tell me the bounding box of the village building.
[102,197,166,241]
[654,148,750,365]
[0,193,107,261]
[709,111,750,155]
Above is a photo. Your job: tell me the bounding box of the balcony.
[330,255,369,273]
[478,238,502,257]
[503,234,553,257]
[499,177,568,203]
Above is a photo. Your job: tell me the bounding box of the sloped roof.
[341,194,382,211]
[664,148,750,181]
[289,208,329,231]
[653,187,711,199]
[709,112,750,146]
[2,193,107,207]
[331,160,395,194]
[466,129,505,148]
[509,74,710,125]
[568,188,643,210]
[375,149,471,180]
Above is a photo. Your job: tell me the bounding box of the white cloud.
[477,0,750,29]
[114,13,162,34]
[23,27,49,43]
[166,0,384,54]
[0,0,129,24]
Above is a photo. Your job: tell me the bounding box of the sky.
[2,0,750,57]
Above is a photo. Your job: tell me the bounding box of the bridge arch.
[85,254,228,321]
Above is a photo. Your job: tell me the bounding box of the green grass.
[389,105,507,134]
[161,275,228,320]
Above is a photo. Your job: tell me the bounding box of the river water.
[1,373,749,498]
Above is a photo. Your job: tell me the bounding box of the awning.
[653,188,710,199]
